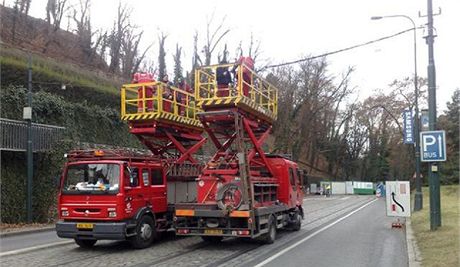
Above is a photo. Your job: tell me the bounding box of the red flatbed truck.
[56,78,206,248]
[174,61,304,243]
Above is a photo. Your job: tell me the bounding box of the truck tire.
[74,238,96,248]
[129,215,156,249]
[292,213,301,231]
[261,216,276,244]
[201,236,223,243]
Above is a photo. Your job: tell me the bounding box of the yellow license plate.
[77,223,94,229]
[204,229,223,235]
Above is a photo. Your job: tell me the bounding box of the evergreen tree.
[173,43,183,85]
[158,33,167,80]
[439,88,459,184]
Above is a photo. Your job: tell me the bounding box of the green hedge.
[1,142,73,223]
[1,85,141,223]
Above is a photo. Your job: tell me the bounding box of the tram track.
[0,196,375,267]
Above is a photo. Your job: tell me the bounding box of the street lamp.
[371,15,423,211]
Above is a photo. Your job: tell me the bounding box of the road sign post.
[386,181,411,228]
[421,130,445,230]
[420,131,447,162]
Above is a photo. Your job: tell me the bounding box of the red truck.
[174,61,304,243]
[56,78,205,248]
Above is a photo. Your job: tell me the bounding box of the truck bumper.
[56,221,128,240]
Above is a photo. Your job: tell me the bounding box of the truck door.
[124,166,144,218]
[288,167,298,207]
[149,168,167,213]
[296,169,304,201]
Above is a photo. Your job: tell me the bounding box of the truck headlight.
[61,210,69,217]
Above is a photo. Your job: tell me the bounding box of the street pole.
[370,15,423,211]
[425,0,441,230]
[26,55,33,223]
[411,20,423,212]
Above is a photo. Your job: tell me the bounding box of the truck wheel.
[201,236,223,243]
[74,238,96,248]
[129,215,156,249]
[262,216,276,244]
[292,213,301,231]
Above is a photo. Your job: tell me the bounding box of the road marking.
[0,240,73,257]
[341,196,350,200]
[254,198,378,267]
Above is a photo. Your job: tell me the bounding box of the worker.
[132,72,155,112]
[232,56,254,97]
[325,184,331,197]
[216,59,233,97]
[161,75,173,112]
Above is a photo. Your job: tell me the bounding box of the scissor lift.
[193,61,278,209]
[121,81,206,177]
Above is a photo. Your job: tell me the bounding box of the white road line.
[254,198,378,267]
[0,240,74,257]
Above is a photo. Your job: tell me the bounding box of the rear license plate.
[204,229,223,235]
[77,223,94,229]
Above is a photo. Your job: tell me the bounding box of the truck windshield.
[62,163,120,194]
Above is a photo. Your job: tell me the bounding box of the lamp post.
[26,55,34,223]
[371,15,423,211]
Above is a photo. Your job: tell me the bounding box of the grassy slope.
[411,185,459,267]
[0,45,123,99]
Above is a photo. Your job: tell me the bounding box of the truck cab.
[56,150,170,249]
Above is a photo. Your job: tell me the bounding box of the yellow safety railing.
[121,81,202,128]
[195,63,278,121]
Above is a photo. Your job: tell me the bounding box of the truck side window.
[289,168,296,190]
[142,169,150,186]
[151,169,163,185]
[130,168,139,187]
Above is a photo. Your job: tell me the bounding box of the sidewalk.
[0,223,55,237]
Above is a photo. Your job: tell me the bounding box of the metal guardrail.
[0,118,65,152]
[195,63,278,121]
[121,81,202,128]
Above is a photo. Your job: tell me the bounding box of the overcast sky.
[9,0,460,111]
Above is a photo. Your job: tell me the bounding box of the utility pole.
[425,0,441,230]
[26,55,34,223]
[370,15,423,211]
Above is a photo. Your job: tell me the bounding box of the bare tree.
[202,13,230,65]
[46,0,67,30]
[108,2,131,74]
[14,0,31,16]
[121,29,152,78]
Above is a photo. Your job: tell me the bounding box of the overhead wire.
[263,28,414,69]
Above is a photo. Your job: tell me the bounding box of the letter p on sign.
[423,135,436,151]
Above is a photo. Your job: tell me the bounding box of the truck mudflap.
[56,221,134,240]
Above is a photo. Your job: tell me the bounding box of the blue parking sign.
[420,131,447,162]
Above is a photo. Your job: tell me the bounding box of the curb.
[406,217,422,267]
[0,226,55,238]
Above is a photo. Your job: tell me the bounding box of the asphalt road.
[0,196,408,267]
[259,198,408,267]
